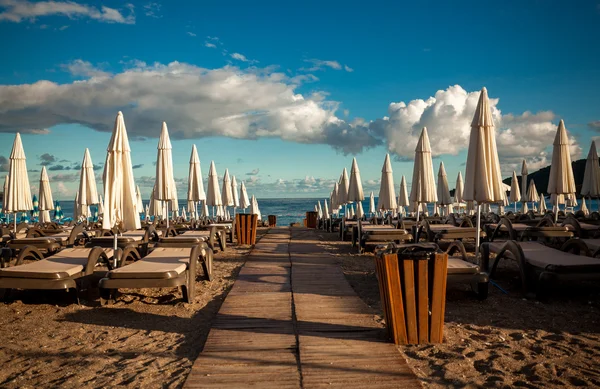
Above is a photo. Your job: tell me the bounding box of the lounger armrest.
[26,227,46,238]
[85,247,114,275]
[15,245,45,266]
[559,238,592,256]
[445,240,468,262]
[67,223,86,246]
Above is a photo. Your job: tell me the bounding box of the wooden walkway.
[184,228,421,388]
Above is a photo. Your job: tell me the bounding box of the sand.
[1,228,599,388]
[0,235,260,389]
[317,231,600,388]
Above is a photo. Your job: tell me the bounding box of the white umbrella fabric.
[39,166,54,224]
[135,185,143,215]
[317,201,323,219]
[221,169,234,207]
[102,112,141,260]
[398,175,409,217]
[231,176,240,208]
[581,198,589,216]
[153,122,176,228]
[201,200,209,219]
[337,168,350,213]
[347,157,365,238]
[187,144,206,219]
[206,161,222,217]
[539,193,547,213]
[239,181,250,210]
[527,180,540,203]
[77,148,99,221]
[5,133,33,232]
[378,154,397,212]
[581,141,600,211]
[510,171,521,212]
[520,160,528,203]
[182,207,187,220]
[369,192,376,215]
[356,201,364,219]
[463,88,504,257]
[547,120,576,222]
[331,183,339,214]
[323,199,330,219]
[98,194,104,216]
[409,127,437,229]
[437,161,451,216]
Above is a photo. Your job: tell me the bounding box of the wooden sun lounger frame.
[485,216,573,243]
[99,240,213,304]
[416,219,480,243]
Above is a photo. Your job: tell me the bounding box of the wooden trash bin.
[236,214,258,245]
[375,244,448,345]
[268,215,277,227]
[306,211,318,228]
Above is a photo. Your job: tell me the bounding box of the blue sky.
[0,0,599,199]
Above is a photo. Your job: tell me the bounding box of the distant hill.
[503,158,588,197]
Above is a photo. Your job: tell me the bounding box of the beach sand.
[316,231,600,388]
[0,235,260,389]
[1,228,599,388]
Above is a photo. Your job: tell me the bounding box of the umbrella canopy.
[102,112,141,231]
[581,141,600,197]
[436,161,452,206]
[509,171,521,203]
[398,176,409,207]
[369,192,376,214]
[566,193,578,207]
[455,172,464,204]
[187,144,206,203]
[221,169,234,207]
[154,122,176,202]
[206,161,222,206]
[249,195,261,219]
[520,160,528,203]
[98,195,104,215]
[539,193,547,213]
[548,120,576,219]
[38,166,54,223]
[187,200,196,219]
[181,207,187,220]
[347,158,365,203]
[317,201,323,219]
[337,168,350,206]
[347,205,354,219]
[78,148,99,210]
[331,183,339,211]
[409,127,437,206]
[231,176,240,208]
[356,201,364,218]
[149,184,163,217]
[463,88,504,203]
[135,185,144,214]
[527,180,540,203]
[201,200,209,218]
[170,187,179,219]
[323,199,330,219]
[378,154,398,211]
[581,198,589,216]
[239,181,250,209]
[5,133,33,216]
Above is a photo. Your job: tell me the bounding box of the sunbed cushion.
[120,231,146,241]
[489,241,600,271]
[106,247,191,279]
[182,230,210,237]
[447,257,479,275]
[0,248,109,279]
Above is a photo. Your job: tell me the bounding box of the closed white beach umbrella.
[187,200,196,220]
[317,201,323,219]
[369,192,376,214]
[539,193,547,213]
[5,133,33,231]
[455,172,464,204]
[347,158,365,203]
[73,190,80,222]
[231,176,240,208]
[547,120,576,222]
[510,171,521,212]
[347,205,354,219]
[323,199,330,219]
[102,112,141,259]
[581,197,589,216]
[239,181,250,210]
[520,160,528,203]
[356,202,365,219]
[171,190,179,219]
[77,148,99,220]
[135,185,143,214]
[154,122,176,227]
[527,180,540,203]
[522,202,529,214]
[378,154,397,211]
[216,205,224,218]
[337,168,350,208]
[581,141,600,210]
[38,166,54,223]
[409,127,437,225]
[187,144,206,218]
[206,161,222,215]
[331,183,339,212]
[433,202,439,216]
[181,207,187,220]
[463,88,504,256]
[398,176,409,217]
[221,169,234,207]
[98,195,104,216]
[437,161,451,216]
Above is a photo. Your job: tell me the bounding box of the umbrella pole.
[415,208,420,242]
[166,201,169,229]
[555,199,559,224]
[475,205,481,259]
[14,213,16,234]
[113,233,118,268]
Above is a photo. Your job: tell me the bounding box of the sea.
[2,197,598,226]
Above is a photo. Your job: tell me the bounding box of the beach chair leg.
[201,250,213,281]
[470,280,489,300]
[99,288,117,305]
[68,288,80,305]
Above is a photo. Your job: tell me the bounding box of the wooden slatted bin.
[306,211,318,228]
[236,214,258,245]
[375,245,448,344]
[268,215,277,227]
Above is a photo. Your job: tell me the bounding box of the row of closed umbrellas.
[2,112,262,233]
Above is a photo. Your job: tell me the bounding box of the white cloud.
[55,181,71,197]
[230,52,248,62]
[205,42,216,48]
[0,0,135,24]
[301,59,342,72]
[0,60,381,154]
[61,59,110,78]
[367,85,579,173]
[589,120,600,130]
[344,65,353,72]
[187,31,196,37]
[143,2,161,18]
